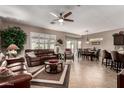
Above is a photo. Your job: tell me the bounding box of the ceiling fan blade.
[63,12,72,18]
[64,19,74,22]
[50,21,56,24]
[50,12,58,18]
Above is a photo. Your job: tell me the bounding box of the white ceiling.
[0,5,124,35]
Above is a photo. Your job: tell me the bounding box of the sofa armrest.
[0,74,32,88]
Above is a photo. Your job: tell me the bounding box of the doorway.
[66,39,82,53]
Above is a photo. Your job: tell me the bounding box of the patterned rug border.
[31,64,71,88]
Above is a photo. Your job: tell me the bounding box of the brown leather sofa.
[25,49,57,67]
[0,57,32,88]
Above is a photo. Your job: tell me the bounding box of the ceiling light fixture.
[85,30,90,44]
[89,38,103,42]
[50,11,74,24]
[58,19,64,23]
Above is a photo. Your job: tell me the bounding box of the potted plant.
[1,26,27,53]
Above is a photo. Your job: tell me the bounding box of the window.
[50,44,55,49]
[30,32,56,49]
[66,41,71,48]
[78,41,82,49]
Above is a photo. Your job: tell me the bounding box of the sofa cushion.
[6,57,25,65]
[7,62,25,68]
[29,57,41,62]
[31,61,42,66]
[8,65,27,72]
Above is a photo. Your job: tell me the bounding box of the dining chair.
[91,49,101,61]
[81,49,87,59]
[102,50,112,67]
[77,48,82,58]
[111,51,121,73]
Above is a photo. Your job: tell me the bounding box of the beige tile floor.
[31,58,117,88]
[69,58,117,88]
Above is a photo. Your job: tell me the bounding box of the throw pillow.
[26,52,36,58]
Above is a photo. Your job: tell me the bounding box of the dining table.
[81,49,96,61]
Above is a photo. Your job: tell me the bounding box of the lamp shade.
[7,44,19,50]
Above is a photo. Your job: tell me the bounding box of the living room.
[0,2,124,90]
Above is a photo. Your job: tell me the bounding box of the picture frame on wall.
[91,41,100,45]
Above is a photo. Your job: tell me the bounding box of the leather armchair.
[0,57,32,88]
[64,49,74,62]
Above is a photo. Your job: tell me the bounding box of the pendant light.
[85,30,90,44]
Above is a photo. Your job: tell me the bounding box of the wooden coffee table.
[44,61,63,74]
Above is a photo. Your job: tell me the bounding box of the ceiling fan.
[50,11,74,24]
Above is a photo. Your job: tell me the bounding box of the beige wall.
[0,17,81,55]
[82,28,124,51]
[1,17,123,54]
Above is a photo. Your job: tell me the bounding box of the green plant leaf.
[1,26,27,53]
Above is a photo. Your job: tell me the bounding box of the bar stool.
[111,51,121,73]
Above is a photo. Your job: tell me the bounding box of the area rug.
[31,64,71,88]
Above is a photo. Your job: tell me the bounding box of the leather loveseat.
[25,49,57,67]
[0,57,32,88]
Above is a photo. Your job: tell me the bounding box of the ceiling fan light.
[58,19,63,23]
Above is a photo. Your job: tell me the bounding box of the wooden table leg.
[61,63,63,71]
